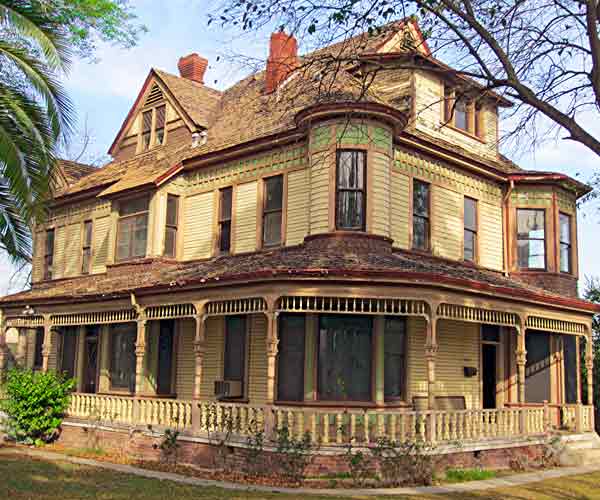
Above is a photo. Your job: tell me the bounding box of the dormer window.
[443,85,484,139]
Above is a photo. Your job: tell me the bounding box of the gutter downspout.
[502,180,515,277]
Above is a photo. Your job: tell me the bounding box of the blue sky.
[1,0,599,295]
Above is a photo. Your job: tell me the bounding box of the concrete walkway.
[2,446,600,497]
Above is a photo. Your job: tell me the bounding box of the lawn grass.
[2,452,600,499]
[444,468,497,483]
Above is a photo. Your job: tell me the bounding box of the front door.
[482,344,497,409]
[157,320,175,395]
[83,327,99,394]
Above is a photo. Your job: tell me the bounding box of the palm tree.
[0,1,73,263]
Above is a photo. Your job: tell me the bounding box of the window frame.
[516,208,547,271]
[559,212,572,274]
[218,186,233,254]
[443,85,484,139]
[335,149,367,231]
[463,196,478,263]
[164,194,179,258]
[116,196,150,262]
[81,220,93,274]
[44,228,55,280]
[412,179,431,251]
[262,174,284,247]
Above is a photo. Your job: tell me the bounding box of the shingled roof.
[2,235,597,313]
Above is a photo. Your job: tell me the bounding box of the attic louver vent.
[144,84,164,106]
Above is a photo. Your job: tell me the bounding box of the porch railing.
[65,394,595,446]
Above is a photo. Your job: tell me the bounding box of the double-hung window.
[336,150,366,230]
[517,209,546,269]
[219,187,232,253]
[116,196,149,261]
[263,175,283,246]
[559,212,572,273]
[412,180,430,250]
[164,194,178,257]
[44,229,55,280]
[464,197,478,262]
[81,220,92,274]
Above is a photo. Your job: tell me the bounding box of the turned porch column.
[134,318,147,395]
[515,317,527,405]
[41,321,53,372]
[425,313,438,411]
[16,328,28,367]
[0,318,8,377]
[585,333,594,407]
[265,309,279,405]
[193,312,207,400]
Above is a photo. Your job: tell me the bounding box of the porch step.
[559,434,600,466]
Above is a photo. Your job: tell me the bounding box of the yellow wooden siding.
[31,231,45,282]
[52,226,66,279]
[247,314,267,404]
[286,168,310,245]
[182,191,214,260]
[432,185,462,260]
[175,319,195,399]
[63,223,81,277]
[479,201,504,270]
[371,151,391,236]
[199,317,223,400]
[309,151,330,234]
[233,181,258,253]
[407,318,480,409]
[390,170,410,248]
[92,215,111,274]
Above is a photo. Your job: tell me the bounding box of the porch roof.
[2,235,598,314]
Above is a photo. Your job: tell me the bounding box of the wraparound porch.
[1,287,596,444]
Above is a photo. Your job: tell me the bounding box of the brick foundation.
[57,422,546,477]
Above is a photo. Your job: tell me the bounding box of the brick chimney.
[178,53,208,84]
[265,32,299,93]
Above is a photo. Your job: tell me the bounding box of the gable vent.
[144,84,164,106]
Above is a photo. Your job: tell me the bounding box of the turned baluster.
[336,413,343,444]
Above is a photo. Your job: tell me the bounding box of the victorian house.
[0,20,597,461]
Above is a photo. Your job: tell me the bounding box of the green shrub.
[0,368,75,444]
[444,468,497,483]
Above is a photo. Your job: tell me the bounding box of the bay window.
[116,196,149,261]
[109,323,136,392]
[318,315,372,401]
[336,150,366,230]
[517,209,546,269]
[559,212,572,273]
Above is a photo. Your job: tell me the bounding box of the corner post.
[585,333,594,429]
[264,297,279,438]
[515,316,527,433]
[41,317,53,372]
[192,302,208,433]
[425,310,438,411]
[134,315,147,395]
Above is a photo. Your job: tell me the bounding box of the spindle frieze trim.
[526,316,587,335]
[437,304,519,326]
[145,303,197,320]
[5,315,45,328]
[277,296,429,316]
[51,309,138,326]
[205,297,267,316]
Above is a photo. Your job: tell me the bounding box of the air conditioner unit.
[214,380,243,399]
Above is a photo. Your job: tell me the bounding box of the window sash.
[219,187,233,253]
[81,221,92,274]
[517,209,546,269]
[155,105,166,146]
[412,180,430,250]
[336,150,366,230]
[164,195,178,257]
[116,213,148,261]
[559,213,572,273]
[263,176,283,246]
[464,229,477,262]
